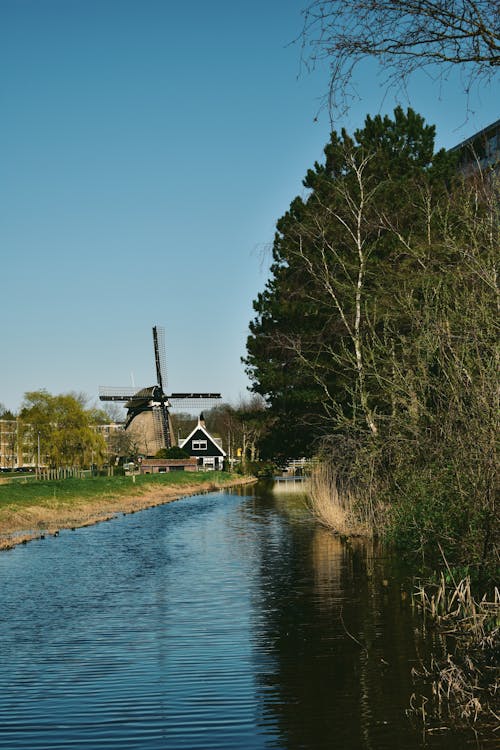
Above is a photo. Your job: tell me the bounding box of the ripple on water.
[0,491,475,749]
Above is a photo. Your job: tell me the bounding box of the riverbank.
[0,472,257,551]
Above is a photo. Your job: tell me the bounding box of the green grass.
[0,471,239,509]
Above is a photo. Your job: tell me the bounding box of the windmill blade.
[152,326,168,393]
[170,393,221,400]
[152,406,164,447]
[99,386,139,402]
[160,403,172,448]
[152,405,171,450]
[169,393,222,412]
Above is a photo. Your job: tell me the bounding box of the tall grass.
[308,461,378,537]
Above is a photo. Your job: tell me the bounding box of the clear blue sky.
[1,0,498,415]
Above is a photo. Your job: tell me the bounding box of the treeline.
[1,389,268,472]
[0,390,111,468]
[245,108,498,581]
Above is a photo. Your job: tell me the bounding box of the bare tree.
[282,149,380,436]
[235,396,268,465]
[300,0,500,114]
[101,401,126,423]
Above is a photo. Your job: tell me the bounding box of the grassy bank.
[0,471,255,550]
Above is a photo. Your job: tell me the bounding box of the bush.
[155,446,190,459]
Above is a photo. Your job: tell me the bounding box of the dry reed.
[409,574,500,736]
[308,462,374,537]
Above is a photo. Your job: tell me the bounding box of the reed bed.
[409,573,500,736]
[307,461,377,537]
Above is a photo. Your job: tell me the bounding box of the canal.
[0,483,481,748]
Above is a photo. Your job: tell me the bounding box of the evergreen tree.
[244,107,456,456]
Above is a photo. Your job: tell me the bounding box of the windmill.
[99,326,221,455]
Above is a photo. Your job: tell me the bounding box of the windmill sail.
[152,326,171,447]
[153,325,167,392]
[98,386,139,402]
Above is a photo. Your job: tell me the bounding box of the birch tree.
[245,108,453,452]
[289,150,380,435]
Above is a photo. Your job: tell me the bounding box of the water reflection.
[0,484,482,749]
[246,491,408,749]
[246,485,477,750]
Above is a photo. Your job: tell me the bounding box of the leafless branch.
[300,0,500,115]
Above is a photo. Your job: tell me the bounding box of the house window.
[192,440,207,451]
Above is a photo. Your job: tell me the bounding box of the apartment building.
[450,118,500,175]
[0,419,36,469]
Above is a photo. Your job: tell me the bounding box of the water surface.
[0,484,482,748]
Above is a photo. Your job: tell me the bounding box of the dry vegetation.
[409,573,499,736]
[308,461,380,537]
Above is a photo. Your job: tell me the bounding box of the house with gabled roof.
[179,413,226,470]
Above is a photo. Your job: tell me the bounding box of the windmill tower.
[99,326,221,456]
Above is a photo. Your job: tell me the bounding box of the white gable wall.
[179,419,226,470]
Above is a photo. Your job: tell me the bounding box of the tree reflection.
[248,487,430,750]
